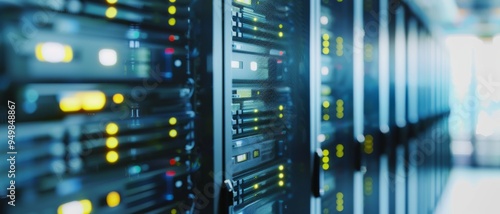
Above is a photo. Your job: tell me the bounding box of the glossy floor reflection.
[436,167,500,214]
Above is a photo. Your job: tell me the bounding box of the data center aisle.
[435,167,500,214]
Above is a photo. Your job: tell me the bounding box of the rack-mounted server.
[222,0,312,213]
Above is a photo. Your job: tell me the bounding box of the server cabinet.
[318,0,365,213]
[362,0,382,213]
[0,0,212,213]
[221,0,313,213]
[377,0,391,212]
[380,1,407,213]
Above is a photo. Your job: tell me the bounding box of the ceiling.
[408,0,500,37]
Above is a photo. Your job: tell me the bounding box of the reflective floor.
[436,167,500,214]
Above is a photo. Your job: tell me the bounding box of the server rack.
[362,0,382,213]
[0,0,212,213]
[316,0,367,213]
[221,0,313,213]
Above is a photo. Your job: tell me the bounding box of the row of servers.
[0,0,451,213]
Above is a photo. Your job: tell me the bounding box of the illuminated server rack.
[403,3,452,214]
[407,17,451,214]
[317,0,365,213]
[0,0,202,213]
[361,0,382,213]
[221,0,312,213]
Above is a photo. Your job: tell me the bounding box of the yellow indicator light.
[336,113,344,119]
[279,173,284,179]
[322,164,329,170]
[80,91,106,111]
[168,18,176,26]
[254,184,259,189]
[321,86,331,95]
[35,42,73,63]
[106,191,120,208]
[253,150,260,157]
[323,101,330,108]
[171,209,178,214]
[106,0,118,4]
[279,24,283,29]
[365,177,373,195]
[253,17,257,22]
[254,109,258,113]
[105,7,118,19]
[337,99,344,106]
[278,32,283,37]
[336,144,345,158]
[336,205,344,212]
[279,113,284,118]
[323,114,330,121]
[169,117,177,125]
[279,105,284,111]
[35,43,44,61]
[279,165,284,171]
[63,45,73,62]
[323,149,330,156]
[322,48,330,55]
[60,96,81,112]
[106,137,118,149]
[81,200,92,214]
[336,50,344,56]
[57,200,93,214]
[253,26,257,30]
[253,126,258,131]
[323,41,330,47]
[106,123,119,135]
[168,6,176,14]
[113,93,124,104]
[322,33,330,41]
[106,151,119,163]
[338,0,343,2]
[278,180,284,186]
[254,118,258,122]
[169,129,178,138]
[322,157,330,163]
[364,134,374,154]
[336,37,343,43]
[337,192,344,198]
[169,0,176,2]
[336,151,344,158]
